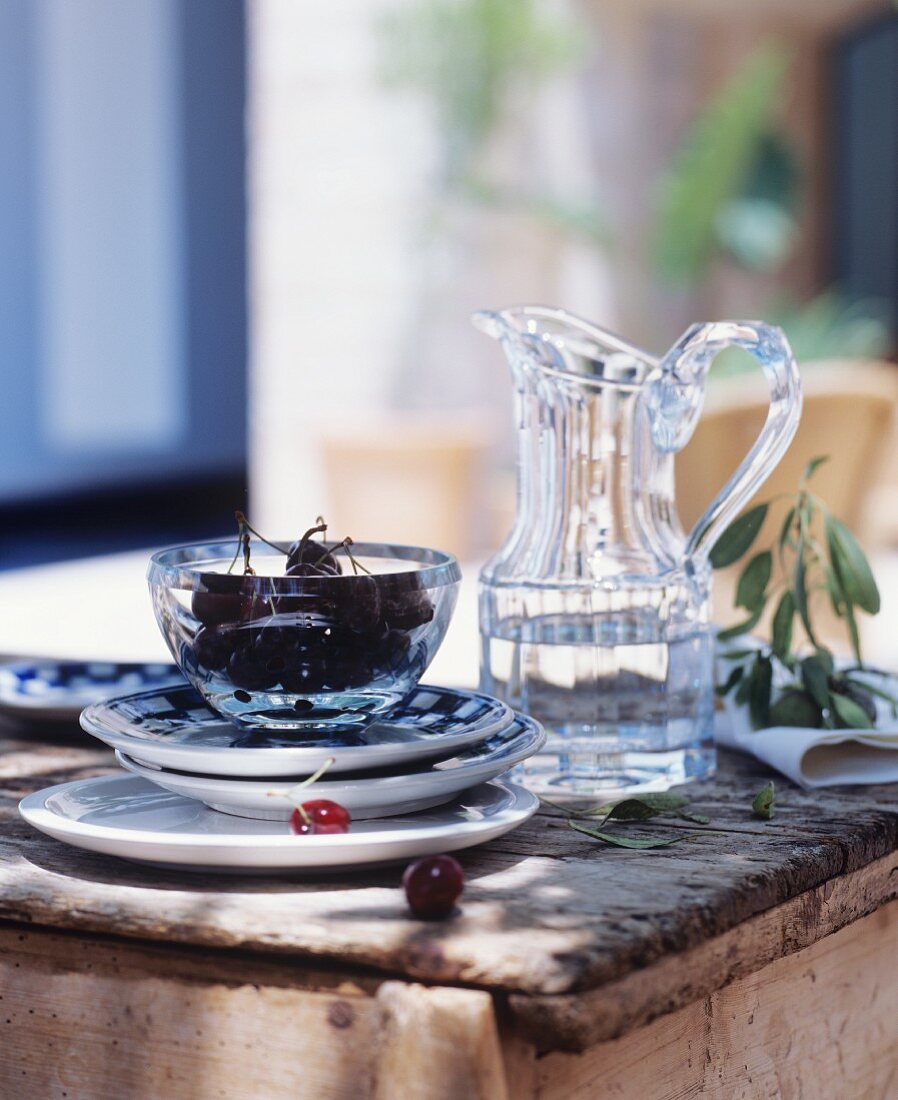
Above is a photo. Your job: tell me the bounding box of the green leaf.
[748,655,773,728]
[709,503,769,569]
[768,689,822,727]
[816,649,835,675]
[778,506,796,551]
[653,45,790,284]
[830,692,875,730]
[734,669,753,706]
[735,550,773,611]
[802,455,829,482]
[717,607,764,643]
[716,666,744,697]
[844,599,862,666]
[677,810,711,824]
[793,552,817,647]
[825,565,846,616]
[844,676,898,706]
[825,515,880,615]
[801,655,831,710]
[752,780,775,819]
[771,591,794,662]
[545,792,693,822]
[720,648,759,661]
[569,821,703,849]
[580,793,692,822]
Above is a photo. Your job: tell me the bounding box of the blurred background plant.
[380,7,892,365]
[379,0,608,245]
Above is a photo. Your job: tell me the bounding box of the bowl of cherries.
[147,515,461,730]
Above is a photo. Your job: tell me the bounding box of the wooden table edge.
[505,847,898,1052]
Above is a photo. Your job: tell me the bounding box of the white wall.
[247,0,434,534]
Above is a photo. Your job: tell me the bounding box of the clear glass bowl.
[147,540,461,729]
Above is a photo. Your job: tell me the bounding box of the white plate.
[81,683,512,777]
[0,660,183,723]
[116,713,545,820]
[18,774,538,872]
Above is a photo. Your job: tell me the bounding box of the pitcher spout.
[472,305,655,390]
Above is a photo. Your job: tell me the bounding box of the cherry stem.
[312,542,342,568]
[279,755,337,807]
[297,521,328,561]
[227,511,244,574]
[341,537,372,576]
[237,512,290,556]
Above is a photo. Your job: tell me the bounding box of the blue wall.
[0,0,246,503]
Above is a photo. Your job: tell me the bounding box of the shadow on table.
[19,832,530,897]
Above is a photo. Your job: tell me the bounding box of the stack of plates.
[19,684,544,873]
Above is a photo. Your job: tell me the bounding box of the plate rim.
[115,715,545,793]
[19,773,538,850]
[0,659,182,713]
[79,682,514,775]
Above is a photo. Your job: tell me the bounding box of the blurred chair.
[318,415,492,560]
[676,360,898,635]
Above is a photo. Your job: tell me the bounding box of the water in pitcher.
[481,614,715,793]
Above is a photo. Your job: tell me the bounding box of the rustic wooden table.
[2,722,897,1100]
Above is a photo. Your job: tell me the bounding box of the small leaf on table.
[551,792,693,822]
[677,810,711,824]
[710,503,769,569]
[569,821,697,849]
[752,780,775,819]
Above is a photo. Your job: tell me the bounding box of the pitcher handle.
[644,320,802,565]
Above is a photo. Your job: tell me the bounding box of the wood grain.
[527,901,898,1099]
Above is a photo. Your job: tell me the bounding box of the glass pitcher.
[474,306,801,795]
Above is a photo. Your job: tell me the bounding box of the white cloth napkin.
[715,688,898,789]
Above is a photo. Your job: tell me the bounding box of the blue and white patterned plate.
[0,660,184,723]
[81,683,514,777]
[116,713,545,820]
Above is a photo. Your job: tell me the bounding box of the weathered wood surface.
[2,723,897,1052]
[3,907,897,1100]
[526,902,898,1099]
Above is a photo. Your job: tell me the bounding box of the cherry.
[286,522,342,573]
[192,624,237,671]
[227,643,279,691]
[382,588,434,632]
[289,799,351,835]
[402,854,464,919]
[336,575,382,633]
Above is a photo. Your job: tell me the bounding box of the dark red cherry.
[192,574,260,626]
[289,799,351,835]
[382,590,434,631]
[402,854,464,919]
[286,522,342,574]
[192,624,237,671]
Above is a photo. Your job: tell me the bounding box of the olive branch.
[712,456,896,729]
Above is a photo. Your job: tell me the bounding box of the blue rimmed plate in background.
[0,660,184,724]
